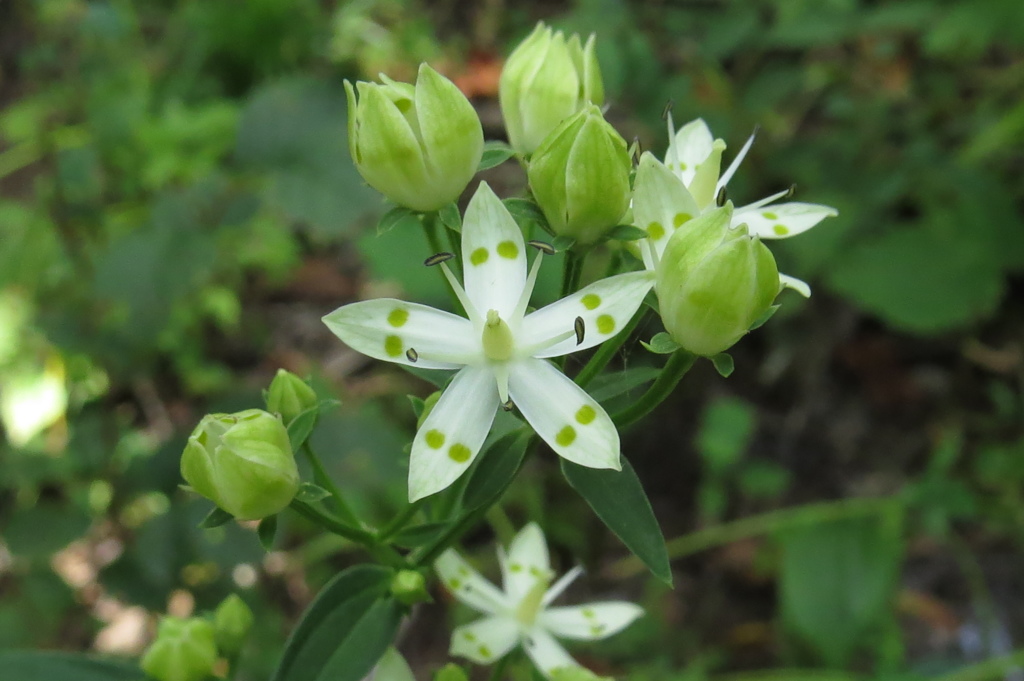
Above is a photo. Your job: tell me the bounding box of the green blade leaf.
[561,457,672,585]
[198,506,234,528]
[391,521,449,549]
[437,202,462,234]
[711,353,735,378]
[641,332,680,355]
[459,430,531,513]
[287,405,320,451]
[478,141,516,171]
[295,482,331,504]
[377,206,420,235]
[0,652,146,680]
[312,597,404,681]
[258,514,279,550]
[605,224,649,241]
[272,565,395,681]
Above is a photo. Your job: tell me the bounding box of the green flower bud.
[141,617,218,681]
[265,369,317,424]
[213,594,254,654]
[499,22,604,156]
[390,569,431,606]
[655,204,780,356]
[346,63,483,212]
[181,409,300,521]
[434,663,470,681]
[527,105,631,244]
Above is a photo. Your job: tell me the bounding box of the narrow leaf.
[641,332,680,355]
[295,483,331,504]
[199,506,234,528]
[606,224,649,241]
[258,514,279,550]
[561,457,672,585]
[460,430,531,513]
[551,236,576,252]
[288,406,320,451]
[313,597,404,681]
[437,202,462,233]
[391,522,449,549]
[377,206,419,235]
[711,353,735,377]
[478,141,516,171]
[503,198,551,235]
[749,304,780,330]
[587,367,660,404]
[0,652,145,680]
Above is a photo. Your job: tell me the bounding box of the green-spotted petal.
[462,183,528,320]
[522,271,654,358]
[450,616,520,665]
[508,358,619,470]
[632,152,701,268]
[522,629,578,678]
[322,299,477,369]
[409,366,499,501]
[734,201,838,239]
[539,603,644,641]
[435,548,509,615]
[666,118,714,188]
[500,523,552,604]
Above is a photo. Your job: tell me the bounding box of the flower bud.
[527,105,631,244]
[141,617,218,681]
[213,594,254,654]
[181,409,300,521]
[434,664,470,681]
[655,204,779,356]
[266,369,317,424]
[390,569,431,606]
[346,63,483,212]
[499,23,604,156]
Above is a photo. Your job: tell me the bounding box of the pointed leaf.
[605,224,650,241]
[295,483,331,504]
[641,331,680,355]
[478,141,516,171]
[459,430,531,513]
[0,652,146,680]
[199,506,234,528]
[258,515,279,550]
[438,202,462,233]
[377,206,420,235]
[288,406,320,452]
[711,353,735,377]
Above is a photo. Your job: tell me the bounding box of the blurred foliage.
[1,0,1023,679]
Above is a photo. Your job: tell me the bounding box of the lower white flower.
[436,523,643,678]
[632,115,837,297]
[323,182,653,501]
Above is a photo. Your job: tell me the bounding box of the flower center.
[514,577,549,627]
[482,309,515,362]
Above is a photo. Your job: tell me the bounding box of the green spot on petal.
[470,247,489,266]
[590,624,605,635]
[478,645,492,659]
[647,221,665,240]
[450,578,462,590]
[387,308,408,327]
[384,335,403,357]
[673,212,691,227]
[528,565,542,577]
[596,314,615,334]
[678,162,688,170]
[463,631,476,642]
[575,405,596,425]
[762,212,777,220]
[497,240,519,259]
[448,443,471,463]
[773,224,790,236]
[556,425,577,447]
[582,608,596,618]
[581,294,601,310]
[510,563,523,573]
[425,429,445,449]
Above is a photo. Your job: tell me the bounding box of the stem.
[412,503,490,567]
[606,496,900,578]
[423,213,464,314]
[488,651,515,681]
[300,442,360,526]
[377,500,424,543]
[574,305,648,389]
[610,349,696,428]
[289,499,408,569]
[560,249,584,298]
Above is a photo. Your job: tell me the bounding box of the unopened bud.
[266,369,317,424]
[141,617,218,681]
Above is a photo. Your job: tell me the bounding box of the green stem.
[560,249,584,298]
[574,305,648,389]
[610,349,696,428]
[300,442,359,526]
[606,496,900,578]
[377,500,424,543]
[423,213,464,314]
[289,499,407,569]
[488,651,515,681]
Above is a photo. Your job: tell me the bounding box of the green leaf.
[503,198,551,235]
[606,224,649,241]
[0,652,146,680]
[258,515,279,550]
[378,206,419,236]
[295,483,331,504]
[778,508,905,666]
[288,405,320,451]
[407,394,426,419]
[272,565,397,681]
[478,141,516,171]
[641,332,680,354]
[586,367,660,403]
[710,353,734,378]
[561,457,672,585]
[459,430,531,513]
[199,506,234,529]
[391,522,449,549]
[551,236,576,252]
[437,202,462,234]
[748,304,780,331]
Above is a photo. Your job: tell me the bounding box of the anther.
[716,186,728,207]
[661,100,674,120]
[424,252,455,267]
[574,316,585,345]
[501,399,515,412]
[406,348,419,362]
[628,137,643,165]
[528,240,555,255]
[785,184,797,199]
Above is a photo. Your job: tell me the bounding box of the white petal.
[462,183,528,320]
[373,648,415,681]
[434,548,509,615]
[522,271,654,358]
[734,201,837,239]
[779,273,811,298]
[665,118,713,187]
[450,616,521,665]
[522,629,579,678]
[541,566,584,608]
[508,358,620,470]
[499,523,552,604]
[539,602,644,641]
[409,366,500,501]
[323,299,477,370]
[632,153,701,265]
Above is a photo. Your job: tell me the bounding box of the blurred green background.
[1,0,1023,679]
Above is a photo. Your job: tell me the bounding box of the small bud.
[655,204,779,356]
[434,663,470,681]
[265,369,317,424]
[181,409,300,521]
[141,617,218,681]
[527,106,631,245]
[499,23,604,156]
[346,64,483,212]
[390,569,431,606]
[213,594,254,654]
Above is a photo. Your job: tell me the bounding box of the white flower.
[435,523,643,678]
[632,116,838,297]
[323,182,653,501]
